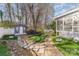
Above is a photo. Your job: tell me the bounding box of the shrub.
[52,36,57,43]
[56,32,59,35]
[36,28,44,34]
[27,29,36,34]
[52,32,59,36]
[27,29,43,35]
[2,34,17,40]
[50,20,56,34]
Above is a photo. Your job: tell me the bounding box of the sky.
[54,3,79,16]
[0,3,79,17]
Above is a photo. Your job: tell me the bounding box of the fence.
[0,27,14,38]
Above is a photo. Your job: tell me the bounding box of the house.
[0,23,26,38]
[54,8,79,39]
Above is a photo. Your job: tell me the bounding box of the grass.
[0,43,11,56]
[52,36,79,56]
[0,21,15,28]
[29,34,47,43]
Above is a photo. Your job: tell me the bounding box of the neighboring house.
[0,23,26,38]
[54,8,79,39]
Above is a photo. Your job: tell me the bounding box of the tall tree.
[0,10,3,22]
[2,3,53,32]
[20,4,28,30]
[50,20,56,34]
[16,3,24,24]
[6,3,13,22]
[27,4,53,32]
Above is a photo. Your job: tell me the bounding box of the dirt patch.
[0,40,37,56]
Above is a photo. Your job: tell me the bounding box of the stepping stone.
[38,49,44,53]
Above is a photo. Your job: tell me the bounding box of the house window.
[73,27,79,32]
[74,20,79,26]
[64,18,72,31]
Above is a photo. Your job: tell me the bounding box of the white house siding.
[4,28,14,34]
[58,31,74,38]
[0,27,14,38]
[0,28,4,38]
[55,8,79,40]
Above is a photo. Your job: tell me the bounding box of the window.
[73,27,79,32]
[74,20,79,26]
[64,18,72,31]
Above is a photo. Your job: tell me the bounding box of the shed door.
[15,27,20,33]
[20,27,24,34]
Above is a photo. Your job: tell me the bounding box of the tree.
[1,3,53,33]
[27,4,53,32]
[15,3,25,24]
[6,3,13,22]
[50,20,56,34]
[19,4,29,31]
[0,10,3,22]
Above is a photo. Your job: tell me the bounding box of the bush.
[27,29,43,35]
[52,36,56,42]
[2,34,17,40]
[56,32,59,35]
[52,32,59,36]
[36,28,44,34]
[27,29,36,34]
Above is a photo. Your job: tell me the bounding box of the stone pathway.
[21,35,63,56]
[2,35,63,56]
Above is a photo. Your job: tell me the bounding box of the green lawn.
[0,43,11,56]
[29,34,47,43]
[0,34,17,56]
[52,36,79,56]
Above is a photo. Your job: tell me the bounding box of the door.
[15,26,20,34]
[20,27,24,34]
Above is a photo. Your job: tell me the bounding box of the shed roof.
[15,23,26,27]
